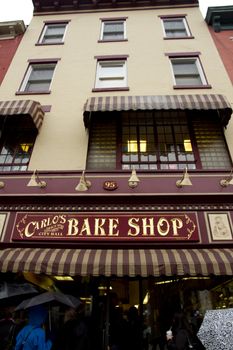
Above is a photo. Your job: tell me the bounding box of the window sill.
[173,84,212,89]
[15,90,51,95]
[164,36,194,40]
[92,87,129,92]
[98,39,128,43]
[35,42,64,46]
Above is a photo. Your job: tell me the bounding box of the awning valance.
[83,94,232,127]
[0,248,232,277]
[0,100,44,131]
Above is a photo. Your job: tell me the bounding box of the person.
[167,312,206,350]
[0,307,18,350]
[14,305,52,350]
[149,320,165,350]
[126,306,142,350]
[166,312,194,350]
[52,305,89,350]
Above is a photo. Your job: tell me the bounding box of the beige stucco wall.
[0,6,233,170]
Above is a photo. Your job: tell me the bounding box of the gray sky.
[0,0,232,24]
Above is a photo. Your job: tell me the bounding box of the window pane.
[86,110,230,171]
[25,81,52,92]
[193,115,231,169]
[172,61,197,74]
[29,66,55,80]
[46,25,65,36]
[172,59,203,86]
[163,18,188,37]
[86,114,117,169]
[24,64,55,92]
[42,24,66,43]
[96,61,126,88]
[103,22,124,40]
[0,119,36,172]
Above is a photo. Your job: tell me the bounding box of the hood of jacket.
[28,305,48,326]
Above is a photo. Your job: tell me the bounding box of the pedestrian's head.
[28,305,48,326]
[128,306,139,321]
[0,306,14,319]
[64,307,77,322]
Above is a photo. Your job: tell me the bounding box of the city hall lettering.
[13,213,199,242]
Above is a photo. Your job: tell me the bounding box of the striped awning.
[0,248,232,277]
[0,100,45,131]
[83,94,232,127]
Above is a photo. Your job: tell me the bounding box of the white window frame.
[170,57,207,86]
[95,60,127,88]
[162,17,191,38]
[39,23,67,44]
[100,20,126,41]
[19,62,57,93]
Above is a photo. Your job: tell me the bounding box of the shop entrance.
[1,273,233,350]
[49,274,233,350]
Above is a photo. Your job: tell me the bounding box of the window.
[39,23,67,44]
[94,58,128,90]
[86,110,231,171]
[162,17,191,38]
[19,62,57,93]
[0,116,37,172]
[169,56,209,87]
[100,20,126,41]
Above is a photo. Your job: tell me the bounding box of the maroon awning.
[0,100,44,131]
[0,248,232,277]
[83,94,232,127]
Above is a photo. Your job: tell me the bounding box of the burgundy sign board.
[12,212,199,242]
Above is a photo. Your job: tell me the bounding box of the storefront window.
[3,273,232,350]
[86,110,231,170]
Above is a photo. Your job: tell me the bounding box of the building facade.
[0,20,26,84]
[205,5,233,84]
[0,1,233,349]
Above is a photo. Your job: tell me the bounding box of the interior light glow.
[155,280,176,285]
[140,140,147,152]
[20,143,30,152]
[143,292,149,304]
[184,139,192,152]
[128,140,138,152]
[98,285,113,290]
[53,276,74,281]
[154,276,210,285]
[182,277,210,281]
[127,140,147,152]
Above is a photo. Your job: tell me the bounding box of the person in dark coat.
[52,306,89,350]
[167,312,205,350]
[14,305,52,350]
[126,306,142,350]
[167,312,193,350]
[0,307,18,350]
